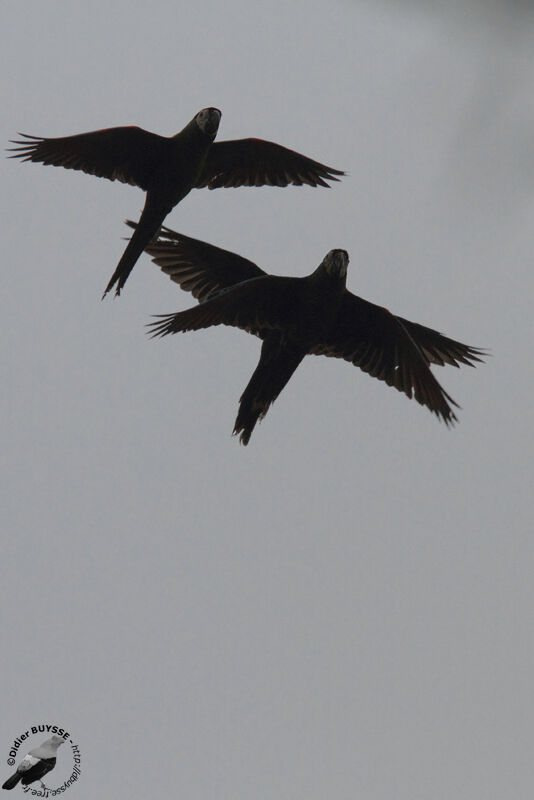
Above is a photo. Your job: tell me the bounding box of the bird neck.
[173,118,214,147]
[309,266,346,294]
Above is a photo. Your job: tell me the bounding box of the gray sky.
[1,1,532,797]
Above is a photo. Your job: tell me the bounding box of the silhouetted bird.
[135,225,485,444]
[8,109,344,296]
[2,735,64,791]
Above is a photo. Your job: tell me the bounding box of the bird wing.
[148,275,302,338]
[127,222,266,301]
[8,127,169,190]
[309,293,470,425]
[20,759,56,786]
[195,138,344,189]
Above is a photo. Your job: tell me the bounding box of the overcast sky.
[2,1,533,798]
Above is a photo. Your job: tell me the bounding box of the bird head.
[47,736,65,750]
[322,249,349,280]
[195,107,221,137]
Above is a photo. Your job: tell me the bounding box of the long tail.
[234,337,305,445]
[2,772,22,790]
[102,195,168,297]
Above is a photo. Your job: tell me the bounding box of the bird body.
[2,735,64,790]
[8,108,344,295]
[137,226,485,444]
[109,114,217,299]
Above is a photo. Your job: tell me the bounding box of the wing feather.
[128,222,266,301]
[308,294,484,425]
[148,275,302,339]
[397,317,486,367]
[8,127,169,190]
[196,138,344,189]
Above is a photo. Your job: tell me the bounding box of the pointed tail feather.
[233,337,305,445]
[102,197,168,297]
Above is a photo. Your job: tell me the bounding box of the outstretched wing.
[196,138,344,189]
[127,222,266,302]
[8,127,169,190]
[148,275,302,339]
[309,293,484,425]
